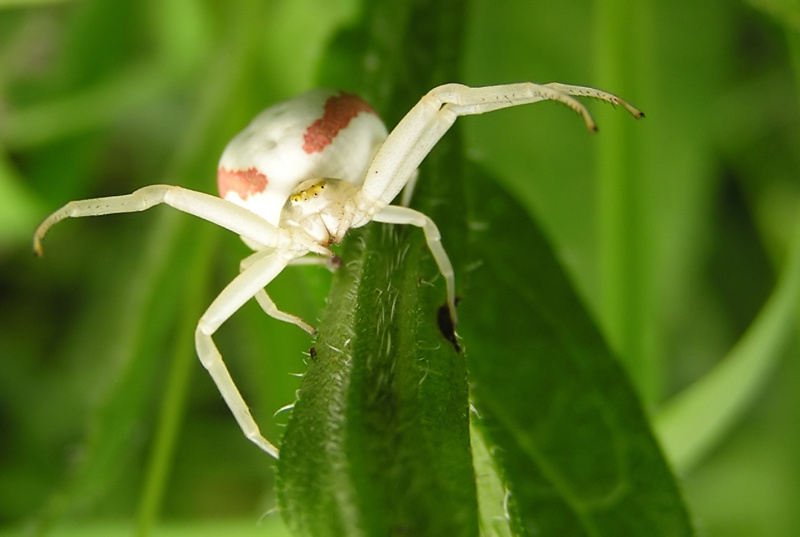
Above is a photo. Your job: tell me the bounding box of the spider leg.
[544,82,644,118]
[372,205,456,324]
[33,184,330,257]
[399,169,419,207]
[196,251,297,459]
[241,249,339,272]
[252,290,316,335]
[358,82,643,209]
[288,255,342,270]
[239,250,320,335]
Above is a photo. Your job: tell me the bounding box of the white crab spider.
[34,82,643,459]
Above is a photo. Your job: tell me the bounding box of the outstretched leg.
[196,251,295,459]
[33,184,330,257]
[357,81,644,210]
[373,205,456,324]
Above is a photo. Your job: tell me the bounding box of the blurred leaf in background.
[1,0,799,536]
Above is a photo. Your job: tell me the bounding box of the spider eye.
[290,179,328,203]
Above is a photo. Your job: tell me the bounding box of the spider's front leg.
[359,81,644,208]
[33,185,331,257]
[352,81,643,326]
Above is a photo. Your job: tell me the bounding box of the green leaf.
[278,0,693,534]
[277,220,476,536]
[460,164,694,536]
[654,206,800,473]
[277,1,477,535]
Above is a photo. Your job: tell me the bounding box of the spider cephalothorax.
[34,82,643,458]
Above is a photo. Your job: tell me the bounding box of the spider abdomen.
[217,89,388,227]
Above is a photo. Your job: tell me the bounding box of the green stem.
[135,228,217,537]
[133,4,263,532]
[594,0,658,403]
[654,205,800,473]
[654,28,800,474]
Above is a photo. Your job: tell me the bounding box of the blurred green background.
[1,0,798,536]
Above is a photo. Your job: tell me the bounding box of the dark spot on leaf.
[309,346,317,360]
[437,301,460,353]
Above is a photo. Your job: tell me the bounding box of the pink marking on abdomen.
[303,92,377,154]
[217,167,268,199]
